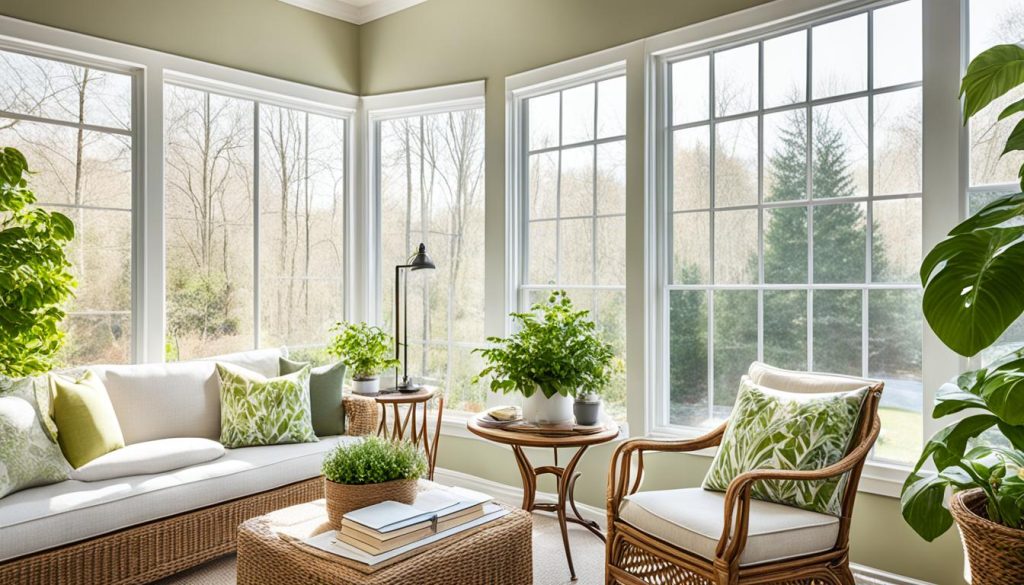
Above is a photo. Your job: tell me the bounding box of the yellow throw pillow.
[48,371,125,468]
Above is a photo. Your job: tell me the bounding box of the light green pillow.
[0,378,72,498]
[216,363,317,448]
[48,371,126,469]
[280,357,346,437]
[702,376,868,516]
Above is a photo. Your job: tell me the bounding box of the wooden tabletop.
[368,386,440,404]
[467,415,620,448]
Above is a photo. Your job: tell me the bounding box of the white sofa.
[0,348,374,585]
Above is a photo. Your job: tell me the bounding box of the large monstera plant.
[900,44,1024,541]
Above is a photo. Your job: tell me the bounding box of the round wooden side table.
[467,416,619,581]
[372,386,444,480]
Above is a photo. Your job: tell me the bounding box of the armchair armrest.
[715,415,881,562]
[607,423,727,518]
[342,394,380,437]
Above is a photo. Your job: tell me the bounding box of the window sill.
[438,416,909,499]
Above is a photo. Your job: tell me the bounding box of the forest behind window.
[378,108,486,412]
[0,49,133,366]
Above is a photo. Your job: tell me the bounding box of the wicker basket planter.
[324,477,418,529]
[951,488,1024,585]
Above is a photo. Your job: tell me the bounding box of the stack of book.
[337,487,493,555]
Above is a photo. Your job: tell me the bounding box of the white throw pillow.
[70,437,225,482]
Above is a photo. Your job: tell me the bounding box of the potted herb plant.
[327,321,401,396]
[573,389,603,426]
[900,43,1024,584]
[321,436,426,529]
[475,291,619,424]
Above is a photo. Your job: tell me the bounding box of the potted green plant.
[900,43,1024,584]
[573,388,603,426]
[474,291,619,424]
[327,321,400,396]
[0,147,77,378]
[321,436,427,529]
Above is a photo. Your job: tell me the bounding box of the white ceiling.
[278,0,427,25]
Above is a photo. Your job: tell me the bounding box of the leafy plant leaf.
[960,44,1024,120]
[949,192,1024,235]
[921,225,1024,357]
[901,472,954,542]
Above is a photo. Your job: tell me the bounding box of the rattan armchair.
[605,364,883,585]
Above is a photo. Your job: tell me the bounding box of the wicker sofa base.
[0,477,323,585]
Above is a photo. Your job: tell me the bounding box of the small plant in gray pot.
[321,436,427,529]
[327,321,400,396]
[573,389,603,426]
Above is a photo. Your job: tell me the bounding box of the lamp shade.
[409,243,435,271]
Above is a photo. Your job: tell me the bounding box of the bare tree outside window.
[0,49,133,366]
[379,108,486,413]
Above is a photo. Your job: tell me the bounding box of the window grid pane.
[665,2,923,463]
[522,74,627,422]
[0,48,134,366]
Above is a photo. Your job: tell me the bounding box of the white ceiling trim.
[278,0,427,24]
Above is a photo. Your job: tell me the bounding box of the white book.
[302,503,508,567]
[342,486,492,534]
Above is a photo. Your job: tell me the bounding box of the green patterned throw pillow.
[702,376,868,516]
[216,363,318,448]
[0,378,72,498]
[280,357,346,437]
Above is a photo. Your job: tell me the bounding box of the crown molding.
[278,0,427,24]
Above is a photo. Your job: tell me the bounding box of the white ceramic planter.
[523,389,574,424]
[351,377,380,396]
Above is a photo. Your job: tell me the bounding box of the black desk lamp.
[391,243,435,392]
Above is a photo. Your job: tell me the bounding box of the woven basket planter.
[952,488,1024,585]
[324,477,418,529]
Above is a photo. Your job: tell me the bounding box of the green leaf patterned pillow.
[1,378,72,499]
[216,363,318,449]
[702,376,868,516]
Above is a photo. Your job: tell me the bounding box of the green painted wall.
[0,0,360,93]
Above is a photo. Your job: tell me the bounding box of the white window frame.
[644,0,964,497]
[363,81,487,427]
[506,43,647,438]
[0,14,358,365]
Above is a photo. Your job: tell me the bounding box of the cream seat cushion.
[69,438,225,482]
[0,435,358,562]
[619,488,839,566]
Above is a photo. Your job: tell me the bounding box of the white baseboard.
[432,467,934,585]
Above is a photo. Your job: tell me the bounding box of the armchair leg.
[835,564,855,585]
[712,560,738,585]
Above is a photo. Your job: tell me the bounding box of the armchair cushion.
[619,488,839,566]
[702,376,867,515]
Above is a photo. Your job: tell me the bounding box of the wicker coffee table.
[237,497,532,585]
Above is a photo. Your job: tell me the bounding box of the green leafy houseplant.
[474,291,620,399]
[321,436,427,485]
[900,43,1024,542]
[326,321,400,380]
[0,147,77,378]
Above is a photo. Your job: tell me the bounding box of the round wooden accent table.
[372,386,444,480]
[467,416,619,581]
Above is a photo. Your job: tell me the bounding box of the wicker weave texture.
[343,394,379,436]
[0,477,322,585]
[324,477,418,529]
[237,504,533,585]
[952,488,1024,585]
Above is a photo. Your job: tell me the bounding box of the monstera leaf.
[961,44,1024,121]
[920,221,1024,357]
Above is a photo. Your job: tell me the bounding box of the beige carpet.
[157,512,605,585]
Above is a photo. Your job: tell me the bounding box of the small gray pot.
[573,398,602,426]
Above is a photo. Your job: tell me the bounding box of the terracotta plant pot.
[951,488,1024,585]
[324,477,418,530]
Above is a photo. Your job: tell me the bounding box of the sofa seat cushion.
[618,488,839,566]
[69,438,225,482]
[0,435,359,562]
